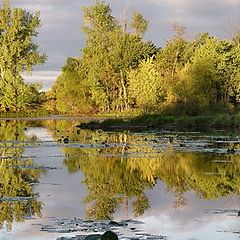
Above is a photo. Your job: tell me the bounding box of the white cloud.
[8,0,240,74]
[23,71,60,91]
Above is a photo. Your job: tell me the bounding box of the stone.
[101,231,118,240]
[63,137,70,144]
[85,234,102,240]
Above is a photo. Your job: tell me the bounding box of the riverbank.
[1,112,240,130]
[78,113,240,130]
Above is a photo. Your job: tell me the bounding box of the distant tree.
[81,1,157,112]
[127,57,162,113]
[226,17,240,45]
[130,12,149,36]
[0,1,46,112]
[52,57,94,115]
[156,23,190,77]
[171,22,187,39]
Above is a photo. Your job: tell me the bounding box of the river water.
[0,118,240,240]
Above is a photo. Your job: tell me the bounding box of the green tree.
[52,1,157,115]
[182,35,240,113]
[154,23,192,113]
[0,1,46,112]
[52,57,94,115]
[130,12,149,36]
[156,23,190,77]
[127,57,162,113]
[80,1,157,112]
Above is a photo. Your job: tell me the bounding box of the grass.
[78,112,240,130]
[0,108,51,118]
[2,108,240,130]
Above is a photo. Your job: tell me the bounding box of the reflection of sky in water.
[114,185,240,240]
[1,125,240,240]
[138,190,239,240]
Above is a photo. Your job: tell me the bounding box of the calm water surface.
[1,119,240,240]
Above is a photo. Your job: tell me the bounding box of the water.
[0,118,240,240]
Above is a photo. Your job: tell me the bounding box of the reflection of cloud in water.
[2,123,240,240]
[114,180,239,239]
[25,127,87,216]
[25,127,53,141]
[133,182,239,239]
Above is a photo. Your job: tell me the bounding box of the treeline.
[48,1,240,116]
[0,1,239,116]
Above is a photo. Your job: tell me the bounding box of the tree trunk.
[120,70,129,111]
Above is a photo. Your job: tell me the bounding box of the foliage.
[0,121,43,231]
[50,1,240,117]
[50,58,94,115]
[0,2,46,112]
[127,57,162,113]
[52,1,157,114]
[130,12,148,36]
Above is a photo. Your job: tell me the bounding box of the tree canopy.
[0,1,46,113]
[46,1,240,116]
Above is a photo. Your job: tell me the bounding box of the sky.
[10,0,240,90]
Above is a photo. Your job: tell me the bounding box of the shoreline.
[77,113,240,130]
[0,113,240,130]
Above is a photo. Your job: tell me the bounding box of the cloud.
[23,71,60,91]
[9,0,240,73]
[11,0,93,71]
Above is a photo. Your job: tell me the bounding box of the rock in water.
[101,231,118,240]
[63,137,70,144]
[85,234,102,240]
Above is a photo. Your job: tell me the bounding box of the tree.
[153,23,192,113]
[127,57,162,113]
[52,57,94,115]
[0,1,46,112]
[185,36,240,112]
[51,1,158,115]
[156,23,190,77]
[130,12,148,36]
[226,17,240,45]
[81,1,157,112]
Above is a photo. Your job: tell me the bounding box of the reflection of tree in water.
[53,125,155,220]
[157,152,240,208]
[82,157,153,220]
[0,121,42,231]
[64,139,154,219]
[47,121,240,217]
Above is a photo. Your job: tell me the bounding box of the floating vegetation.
[4,165,59,170]
[39,218,166,240]
[0,196,35,202]
[205,209,239,217]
